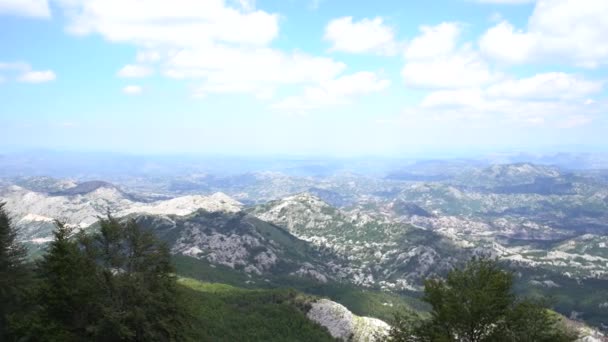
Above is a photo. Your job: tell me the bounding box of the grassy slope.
[174,254,426,323]
[179,277,336,342]
[514,268,608,328]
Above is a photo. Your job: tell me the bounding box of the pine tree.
[94,218,188,341]
[16,216,190,341]
[387,258,578,342]
[0,203,30,339]
[76,216,190,341]
[33,222,103,341]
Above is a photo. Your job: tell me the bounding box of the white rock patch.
[307,299,389,342]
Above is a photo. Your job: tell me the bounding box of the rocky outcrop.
[307,299,389,342]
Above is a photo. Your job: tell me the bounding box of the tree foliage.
[387,258,579,342]
[12,215,190,341]
[0,202,31,340]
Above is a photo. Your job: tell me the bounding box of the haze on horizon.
[1,0,607,156]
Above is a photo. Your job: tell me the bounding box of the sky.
[0,0,607,156]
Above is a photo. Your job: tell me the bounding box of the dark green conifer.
[0,203,30,339]
[387,258,578,342]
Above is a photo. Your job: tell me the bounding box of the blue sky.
[0,0,607,156]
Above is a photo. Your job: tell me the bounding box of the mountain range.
[2,161,608,339]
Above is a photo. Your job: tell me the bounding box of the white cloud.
[232,0,255,12]
[166,45,346,97]
[324,16,398,55]
[0,0,50,18]
[0,62,30,71]
[479,21,538,64]
[59,0,279,47]
[0,61,56,83]
[404,22,461,59]
[408,94,600,129]
[475,0,534,4]
[486,72,603,100]
[420,73,602,108]
[272,71,390,111]
[122,85,142,95]
[402,49,497,88]
[413,72,603,128]
[56,0,366,103]
[166,46,345,84]
[402,22,498,89]
[117,64,153,78]
[480,0,608,67]
[421,88,487,109]
[17,70,56,83]
[136,50,162,63]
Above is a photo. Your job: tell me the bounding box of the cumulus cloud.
[486,72,603,100]
[479,21,536,64]
[59,0,279,46]
[122,85,142,95]
[136,50,162,63]
[18,70,56,83]
[421,73,602,107]
[402,49,497,88]
[413,72,603,128]
[402,23,498,88]
[1,61,56,83]
[54,0,376,108]
[272,71,390,112]
[480,0,608,67]
[324,16,398,55]
[117,64,153,78]
[404,22,461,59]
[166,45,346,98]
[403,94,601,130]
[0,0,50,18]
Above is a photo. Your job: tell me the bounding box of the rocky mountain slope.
[249,193,466,290]
[2,164,608,332]
[134,210,334,283]
[0,180,241,242]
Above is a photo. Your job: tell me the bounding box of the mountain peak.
[121,192,242,217]
[484,163,561,178]
[50,180,117,196]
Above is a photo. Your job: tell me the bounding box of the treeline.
[0,203,190,341]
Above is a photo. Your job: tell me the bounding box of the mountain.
[249,193,466,290]
[48,180,118,196]
[456,163,562,187]
[3,167,608,333]
[0,180,241,243]
[134,210,333,283]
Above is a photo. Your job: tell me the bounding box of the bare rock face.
[307,299,389,342]
[122,192,242,216]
